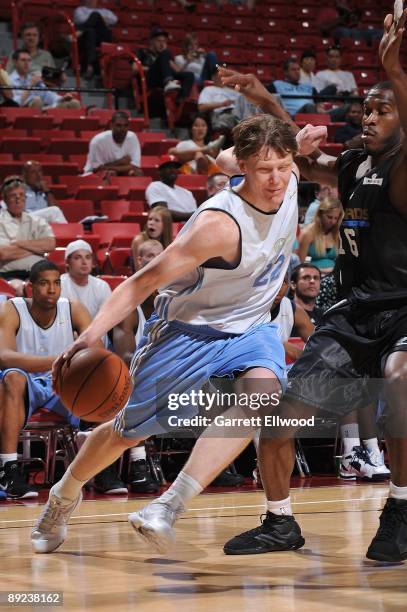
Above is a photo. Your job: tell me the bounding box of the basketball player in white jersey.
[0,260,93,499]
[32,114,326,554]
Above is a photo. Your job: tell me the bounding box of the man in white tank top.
[32,114,326,555]
[0,260,94,499]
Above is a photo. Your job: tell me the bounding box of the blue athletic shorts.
[0,369,79,427]
[114,316,286,439]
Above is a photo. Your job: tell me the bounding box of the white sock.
[158,470,203,511]
[340,423,360,455]
[130,445,146,462]
[0,453,18,465]
[363,438,380,454]
[389,481,407,500]
[266,496,292,516]
[52,466,87,502]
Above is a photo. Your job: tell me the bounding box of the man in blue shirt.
[268,58,318,117]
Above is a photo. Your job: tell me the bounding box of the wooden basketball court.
[1,483,406,611]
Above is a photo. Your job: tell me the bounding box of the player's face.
[138,243,164,268]
[146,212,164,238]
[31,271,61,309]
[5,186,26,217]
[239,147,294,212]
[68,250,93,277]
[362,90,401,156]
[293,268,321,299]
[321,208,341,231]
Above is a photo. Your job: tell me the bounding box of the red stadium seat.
[0,107,42,125]
[120,212,148,223]
[91,222,140,247]
[0,153,13,162]
[295,113,331,125]
[19,153,64,163]
[59,174,103,196]
[13,116,54,132]
[0,161,23,179]
[102,248,133,275]
[98,275,128,290]
[100,200,131,221]
[0,278,16,298]
[45,108,87,125]
[75,185,120,201]
[60,117,101,132]
[58,200,96,222]
[109,176,152,198]
[47,138,89,159]
[1,137,43,157]
[46,248,66,273]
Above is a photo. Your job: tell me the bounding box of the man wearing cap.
[60,240,111,320]
[137,27,195,99]
[0,177,55,292]
[83,111,142,176]
[145,155,197,221]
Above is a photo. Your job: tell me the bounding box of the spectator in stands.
[299,50,319,89]
[131,207,172,270]
[317,1,382,46]
[268,58,318,117]
[0,67,18,107]
[113,239,164,494]
[83,111,142,176]
[137,27,195,99]
[334,101,363,149]
[60,240,111,319]
[169,114,225,175]
[315,46,358,97]
[290,263,324,331]
[6,22,55,75]
[9,51,79,109]
[9,49,43,108]
[174,33,218,86]
[22,161,67,224]
[298,196,343,275]
[74,0,117,79]
[198,67,240,132]
[145,155,197,221]
[303,185,338,225]
[207,172,228,197]
[0,260,93,498]
[0,177,55,290]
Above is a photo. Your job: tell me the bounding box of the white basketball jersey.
[273,296,294,342]
[11,298,75,368]
[155,175,298,333]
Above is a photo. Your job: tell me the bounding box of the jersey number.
[338,228,359,257]
[253,254,285,287]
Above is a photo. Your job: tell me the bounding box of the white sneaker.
[31,486,82,553]
[129,500,184,553]
[366,449,391,478]
[164,80,181,92]
[339,446,389,481]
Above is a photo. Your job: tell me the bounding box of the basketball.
[56,348,133,423]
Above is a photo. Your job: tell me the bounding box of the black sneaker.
[128,459,159,493]
[223,511,305,555]
[366,498,407,562]
[211,468,245,487]
[93,464,128,495]
[0,461,38,499]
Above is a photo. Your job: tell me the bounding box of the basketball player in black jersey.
[221,11,407,562]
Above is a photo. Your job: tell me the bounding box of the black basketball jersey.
[335,148,407,303]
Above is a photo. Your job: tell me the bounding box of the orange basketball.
[57,348,133,423]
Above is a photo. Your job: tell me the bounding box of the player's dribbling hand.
[379,8,407,72]
[52,338,91,392]
[296,124,328,156]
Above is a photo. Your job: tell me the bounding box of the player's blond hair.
[233,114,297,160]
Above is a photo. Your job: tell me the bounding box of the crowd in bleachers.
[0,0,393,498]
